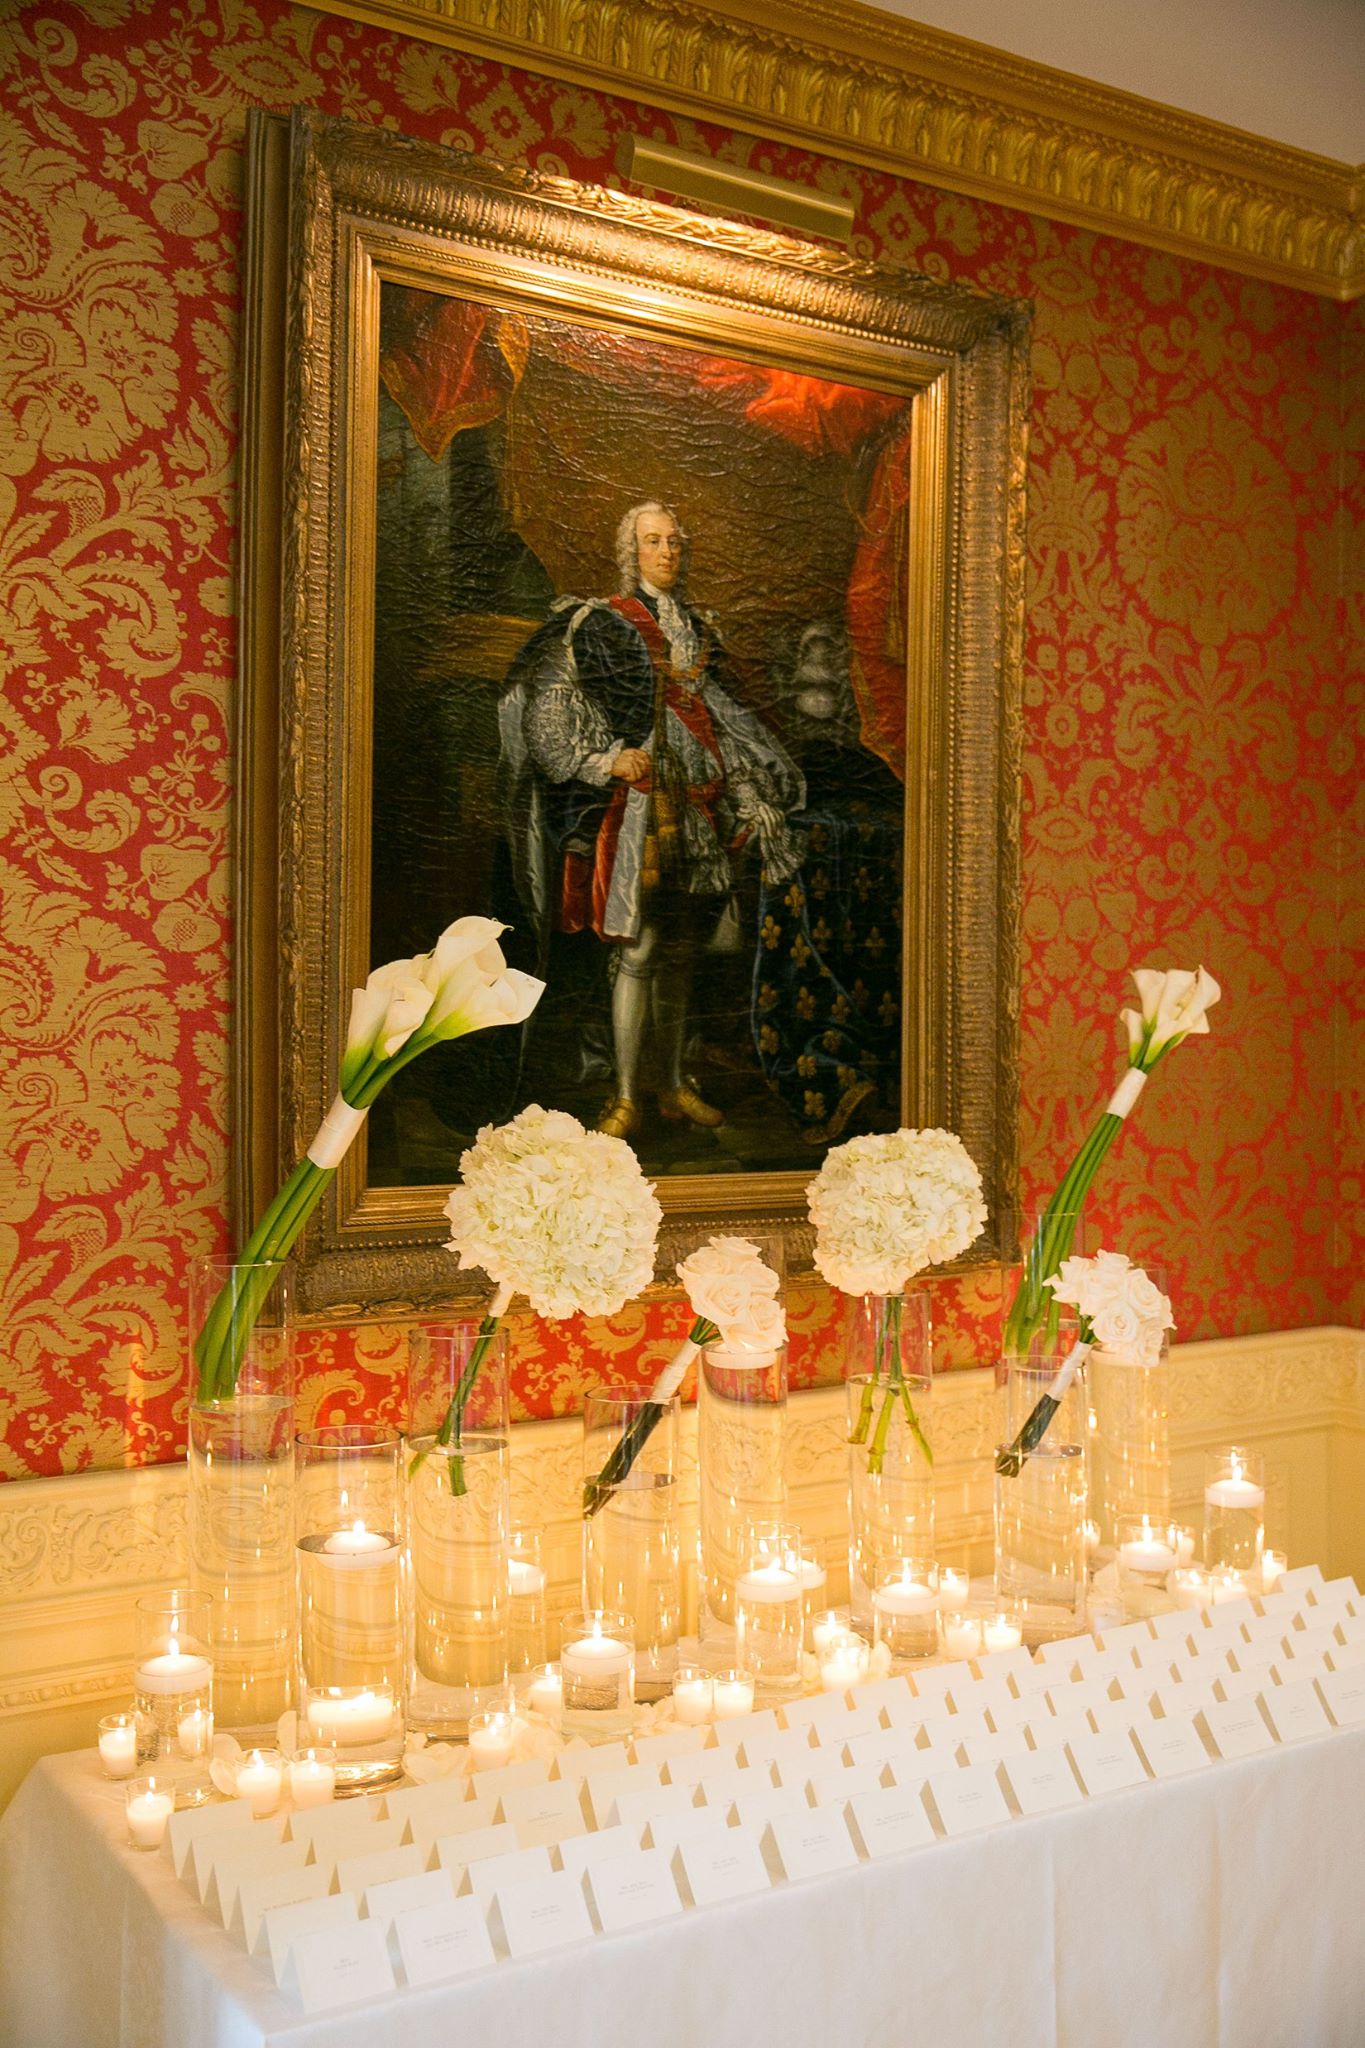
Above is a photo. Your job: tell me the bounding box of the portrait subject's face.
[636,511,684,590]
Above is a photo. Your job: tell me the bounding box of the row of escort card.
[161,1566,1363,2015]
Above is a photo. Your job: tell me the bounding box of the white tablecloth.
[3,1737,1365,2048]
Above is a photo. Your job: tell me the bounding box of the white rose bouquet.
[806,1129,986,1474]
[194,918,543,1404]
[996,1250,1174,1476]
[1004,965,1218,1359]
[583,1235,786,1515]
[434,1104,662,1492]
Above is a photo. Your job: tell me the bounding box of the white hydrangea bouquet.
[1003,966,1219,1360]
[194,918,543,1404]
[995,1250,1174,1476]
[433,1105,662,1492]
[583,1236,786,1515]
[807,1128,987,1473]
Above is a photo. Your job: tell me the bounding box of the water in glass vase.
[187,1394,294,1741]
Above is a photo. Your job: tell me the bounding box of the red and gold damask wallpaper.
[0,0,1359,1479]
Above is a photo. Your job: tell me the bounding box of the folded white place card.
[502,1776,593,1836]
[845,1783,936,1860]
[407,1798,497,1859]
[696,1767,751,1811]
[587,1846,683,1933]
[1288,1625,1341,1664]
[280,1918,396,2014]
[856,1675,920,1716]
[614,1783,700,1834]
[632,1727,709,1767]
[678,1828,773,1907]
[1146,1685,1215,1722]
[1229,1636,1282,1673]
[1039,1707,1095,1754]
[1327,1638,1365,1675]
[927,1761,1012,1838]
[1311,1575,1360,1609]
[473,1756,552,1797]
[194,1825,292,1907]
[946,1705,992,1741]
[495,1870,596,1959]
[557,1742,628,1783]
[728,1785,805,1831]
[909,1664,961,1706]
[958,1732,1031,1770]
[804,1763,886,1809]
[1279,1563,1324,1594]
[1334,1613,1365,1645]
[1201,1697,1277,1761]
[976,1644,1036,1686]
[206,1838,308,1924]
[171,1798,258,1880]
[1044,1678,1114,1720]
[261,1892,358,1983]
[1067,1728,1148,1797]
[555,1827,632,1882]
[384,1782,477,1827]
[302,1813,407,1880]
[1134,1714,1212,1779]
[664,1747,741,1789]
[235,1865,333,1954]
[765,1807,860,1883]
[1214,1670,1265,1705]
[1319,1666,1365,1727]
[643,1808,732,1858]
[583,1769,654,1832]
[1202,1608,1255,1647]
[1149,1608,1199,1645]
[1100,1620,1155,1656]
[395,1895,496,1986]
[335,1842,425,1902]
[803,1699,885,1742]
[746,1729,816,1778]
[1003,1744,1084,1817]
[1260,1676,1333,1743]
[467,1844,555,1902]
[843,1726,916,1772]
[435,1821,522,1876]
[714,1707,779,1750]
[363,1866,454,1931]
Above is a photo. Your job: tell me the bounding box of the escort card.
[678,1828,773,1908]
[261,1892,358,1984]
[1229,1635,1281,1673]
[394,1895,496,1987]
[1067,1728,1148,1797]
[844,1726,915,1772]
[974,1645,1036,1686]
[1279,1563,1324,1594]
[362,1867,454,1932]
[471,1757,551,1795]
[764,1807,860,1883]
[856,1675,921,1716]
[1201,1697,1277,1761]
[406,1797,498,1860]
[986,1692,1035,1732]
[1213,1669,1265,1704]
[556,1827,632,1882]
[845,1783,936,1859]
[494,1870,596,1959]
[384,1782,477,1827]
[502,1777,593,1839]
[1259,1675,1333,1744]
[696,1767,751,1810]
[1287,1625,1340,1665]
[664,1747,741,1789]
[1310,1575,1360,1610]
[1044,1678,1115,1720]
[1038,1707,1095,1753]
[643,1808,732,1858]
[586,1847,683,1933]
[555,1742,627,1783]
[745,1729,816,1778]
[170,1797,257,1880]
[956,1733,1028,1770]
[583,1769,654,1832]
[794,1697,883,1742]
[804,1763,886,1809]
[714,1707,779,1750]
[335,1842,425,1902]
[909,1664,961,1706]
[292,1809,403,1874]
[205,1838,308,1924]
[1149,1608,1198,1645]
[1327,1638,1365,1675]
[235,1865,332,1954]
[1201,1606,1255,1646]
[1134,1714,1212,1779]
[1319,1666,1365,1727]
[632,1727,708,1767]
[280,1918,396,2014]
[1003,1744,1084,1817]
[467,1844,554,1902]
[613,1783,700,1834]
[725,1783,803,1829]
[1099,1620,1155,1656]
[1010,1659,1055,1697]
[435,1821,521,1876]
[927,1761,1012,1837]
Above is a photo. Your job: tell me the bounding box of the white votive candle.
[819,1632,870,1692]
[508,1559,546,1596]
[941,1612,984,1660]
[135,1643,212,1697]
[1204,1461,1265,1512]
[467,1713,517,1770]
[1210,1567,1250,1605]
[287,1750,337,1808]
[874,1574,938,1618]
[526,1665,563,1719]
[937,1568,969,1609]
[98,1717,138,1779]
[1261,1549,1288,1593]
[810,1610,845,1659]
[235,1749,284,1818]
[126,1779,173,1849]
[176,1707,212,1760]
[1119,1525,1178,1577]
[736,1562,800,1604]
[1168,1524,1197,1566]
[712,1671,756,1720]
[982,1611,1024,1654]
[672,1675,714,1726]
[320,1521,400,1567]
[305,1690,396,1746]
[1171,1565,1213,1611]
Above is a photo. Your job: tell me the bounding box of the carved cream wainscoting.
[3,1327,1362,1811]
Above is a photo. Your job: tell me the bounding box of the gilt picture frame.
[235,108,1028,1317]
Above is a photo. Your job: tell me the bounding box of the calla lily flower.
[1122,965,1221,1068]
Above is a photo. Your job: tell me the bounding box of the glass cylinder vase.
[844,1291,932,1633]
[186,1256,295,1743]
[1000,1209,1088,1367]
[404,1320,511,1738]
[296,1425,405,1791]
[582,1388,682,1700]
[134,1589,213,1806]
[734,1525,806,1700]
[1087,1330,1171,1555]
[993,1356,1088,1645]
[1203,1447,1265,1577]
[697,1337,788,1637]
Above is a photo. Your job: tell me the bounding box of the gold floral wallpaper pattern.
[0,0,1359,1478]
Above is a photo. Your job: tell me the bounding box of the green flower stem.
[583,1316,717,1517]
[857,1293,932,1475]
[406,1311,504,1498]
[1002,1108,1124,1357]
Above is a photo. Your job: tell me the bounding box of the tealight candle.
[735,1561,801,1603]
[305,1689,396,1746]
[940,1611,983,1660]
[1082,1521,1101,1559]
[711,1669,755,1720]
[287,1748,337,1808]
[1171,1565,1213,1611]
[523,1663,563,1721]
[467,1712,518,1771]
[176,1707,212,1760]
[1119,1521,1178,1576]
[810,1610,845,1659]
[234,1748,284,1818]
[982,1610,1024,1654]
[508,1558,546,1597]
[1261,1549,1288,1593]
[1204,1459,1265,1512]
[936,1568,969,1609]
[1167,1524,1197,1566]
[98,1715,138,1779]
[126,1777,173,1849]
[818,1630,871,1692]
[560,1610,634,1738]
[134,1641,212,1697]
[672,1670,715,1725]
[319,1521,400,1567]
[1209,1566,1250,1605]
[873,1572,938,1618]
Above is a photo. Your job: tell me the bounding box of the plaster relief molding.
[312,0,1363,297]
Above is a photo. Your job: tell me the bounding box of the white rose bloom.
[678,1237,783,1347]
[1091,1298,1142,1354]
[806,1128,986,1296]
[1044,1248,1173,1366]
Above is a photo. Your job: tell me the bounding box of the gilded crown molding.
[311,0,1362,299]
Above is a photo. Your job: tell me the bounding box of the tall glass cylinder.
[582,1388,682,1700]
[844,1291,932,1633]
[994,1357,1088,1645]
[404,1321,511,1738]
[296,1425,404,1790]
[734,1525,806,1699]
[697,1336,788,1635]
[1001,1209,1088,1367]
[187,1256,295,1743]
[1087,1333,1171,1554]
[1203,1447,1265,1575]
[507,1528,546,1676]
[134,1589,213,1805]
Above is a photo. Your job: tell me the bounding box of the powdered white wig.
[614,500,690,595]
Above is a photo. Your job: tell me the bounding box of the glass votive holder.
[1117,1515,1180,1617]
[560,1609,635,1742]
[134,1589,213,1759]
[1203,1447,1265,1573]
[287,1745,337,1809]
[302,1685,404,1794]
[818,1628,870,1693]
[1209,1565,1253,1605]
[735,1525,805,1699]
[125,1774,174,1849]
[790,1534,828,1638]
[507,1528,547,1674]
[940,1610,984,1661]
[936,1565,970,1610]
[1166,1523,1197,1567]
[1261,1548,1288,1594]
[671,1663,716,1726]
[233,1747,284,1818]
[1170,1564,1213,1611]
[809,1610,845,1660]
[467,1710,519,1771]
[175,1705,214,1761]
[981,1604,1025,1655]
[872,1561,939,1666]
[513,1662,562,1725]
[711,1668,755,1720]
[98,1713,139,1780]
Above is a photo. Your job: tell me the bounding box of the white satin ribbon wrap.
[648,1339,699,1404]
[1045,1338,1093,1402]
[306,1093,369,1168]
[1105,1067,1149,1119]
